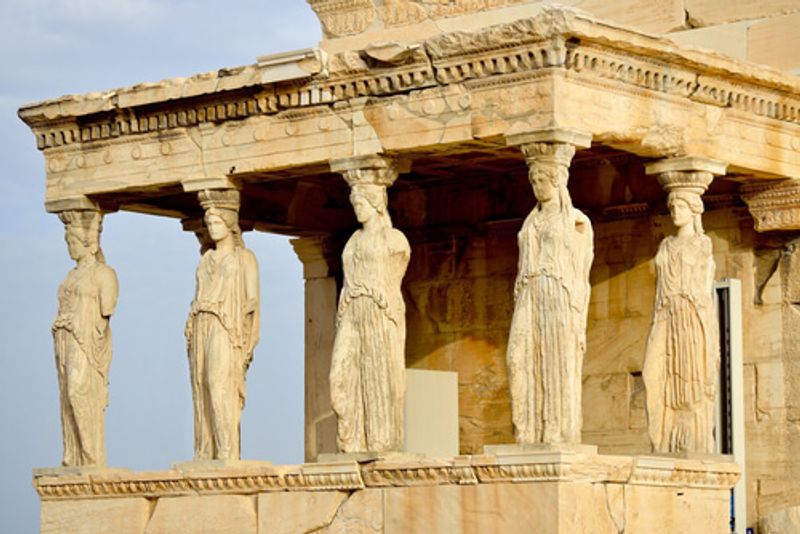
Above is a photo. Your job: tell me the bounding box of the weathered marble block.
[35,452,738,533]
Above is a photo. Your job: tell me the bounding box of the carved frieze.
[307,0,376,37]
[33,453,739,500]
[741,179,800,232]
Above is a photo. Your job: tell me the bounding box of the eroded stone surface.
[42,498,149,534]
[258,491,348,534]
[145,495,256,534]
[761,505,800,534]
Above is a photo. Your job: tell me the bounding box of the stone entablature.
[18,7,800,220]
[741,179,800,232]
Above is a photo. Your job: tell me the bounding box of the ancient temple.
[19,1,800,532]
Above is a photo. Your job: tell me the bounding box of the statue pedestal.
[34,452,739,533]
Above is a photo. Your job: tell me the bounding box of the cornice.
[18,6,800,153]
[741,179,800,232]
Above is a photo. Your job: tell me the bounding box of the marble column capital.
[506,128,591,171]
[181,176,238,193]
[291,236,342,280]
[330,154,409,188]
[645,157,727,195]
[506,127,592,149]
[45,195,102,214]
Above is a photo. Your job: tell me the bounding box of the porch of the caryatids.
[504,128,594,447]
[328,154,411,454]
[642,157,727,454]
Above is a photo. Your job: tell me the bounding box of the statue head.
[199,189,243,248]
[350,183,390,226]
[667,190,704,235]
[523,142,575,212]
[58,210,104,263]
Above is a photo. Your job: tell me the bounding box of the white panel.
[404,369,459,457]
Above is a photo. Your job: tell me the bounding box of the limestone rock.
[760,505,800,533]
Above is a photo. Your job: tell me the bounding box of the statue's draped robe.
[187,247,259,460]
[643,234,718,453]
[506,207,593,444]
[53,261,116,466]
[330,227,410,452]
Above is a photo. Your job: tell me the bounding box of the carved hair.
[667,190,705,234]
[58,210,106,263]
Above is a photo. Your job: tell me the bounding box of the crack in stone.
[144,496,159,528]
[306,491,354,534]
[604,484,626,533]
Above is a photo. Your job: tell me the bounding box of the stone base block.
[35,453,739,533]
[41,498,150,534]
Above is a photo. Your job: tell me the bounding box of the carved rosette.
[741,179,800,232]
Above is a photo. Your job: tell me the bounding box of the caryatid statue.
[643,159,725,454]
[329,156,411,453]
[52,209,119,466]
[506,131,593,445]
[186,189,260,460]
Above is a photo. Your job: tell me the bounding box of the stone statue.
[186,189,259,460]
[506,142,594,444]
[52,210,118,466]
[643,182,719,454]
[329,167,411,453]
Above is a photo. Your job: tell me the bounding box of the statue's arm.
[514,214,536,299]
[386,229,411,321]
[243,250,259,310]
[574,212,594,342]
[578,212,594,310]
[387,228,411,261]
[97,266,119,319]
[702,237,719,387]
[243,250,260,353]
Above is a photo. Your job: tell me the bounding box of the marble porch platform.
[34,450,739,533]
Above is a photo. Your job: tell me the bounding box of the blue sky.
[0,1,321,530]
